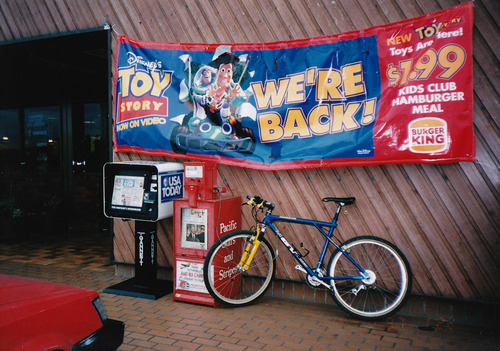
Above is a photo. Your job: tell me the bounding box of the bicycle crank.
[295,265,331,289]
[295,265,308,275]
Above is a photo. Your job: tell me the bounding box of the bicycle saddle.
[322,197,356,205]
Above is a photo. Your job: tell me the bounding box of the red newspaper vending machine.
[173,162,241,306]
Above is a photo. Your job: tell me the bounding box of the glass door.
[70,101,109,232]
[24,106,64,234]
[0,106,66,240]
[0,102,109,241]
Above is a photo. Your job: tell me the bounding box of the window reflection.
[0,109,21,170]
[24,106,61,172]
[73,102,105,173]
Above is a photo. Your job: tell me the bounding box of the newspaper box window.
[181,208,208,250]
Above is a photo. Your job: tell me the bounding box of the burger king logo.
[408,118,448,153]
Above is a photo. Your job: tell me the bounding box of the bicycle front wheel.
[327,236,412,320]
[203,230,276,306]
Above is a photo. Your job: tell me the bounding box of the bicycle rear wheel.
[203,230,276,306]
[327,236,412,320]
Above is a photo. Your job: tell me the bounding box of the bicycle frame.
[259,207,368,286]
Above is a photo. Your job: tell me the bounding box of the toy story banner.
[114,2,475,170]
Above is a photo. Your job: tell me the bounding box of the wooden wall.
[1,0,498,303]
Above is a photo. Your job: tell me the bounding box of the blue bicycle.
[203,195,412,320]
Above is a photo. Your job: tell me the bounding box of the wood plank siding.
[1,0,498,303]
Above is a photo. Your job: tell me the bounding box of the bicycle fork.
[237,238,261,271]
[237,227,263,271]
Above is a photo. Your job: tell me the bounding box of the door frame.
[0,27,112,236]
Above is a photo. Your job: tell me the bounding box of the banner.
[114,2,474,170]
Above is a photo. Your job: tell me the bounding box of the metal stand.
[104,220,172,300]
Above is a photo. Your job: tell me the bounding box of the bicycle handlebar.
[246,195,276,211]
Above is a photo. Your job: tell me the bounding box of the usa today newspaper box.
[103,161,184,299]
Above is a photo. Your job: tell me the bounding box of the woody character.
[204,52,247,135]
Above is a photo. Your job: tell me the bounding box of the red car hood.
[0,274,95,304]
[0,274,98,326]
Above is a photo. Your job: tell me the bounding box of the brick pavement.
[0,233,499,351]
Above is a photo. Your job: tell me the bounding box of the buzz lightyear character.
[188,65,217,129]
